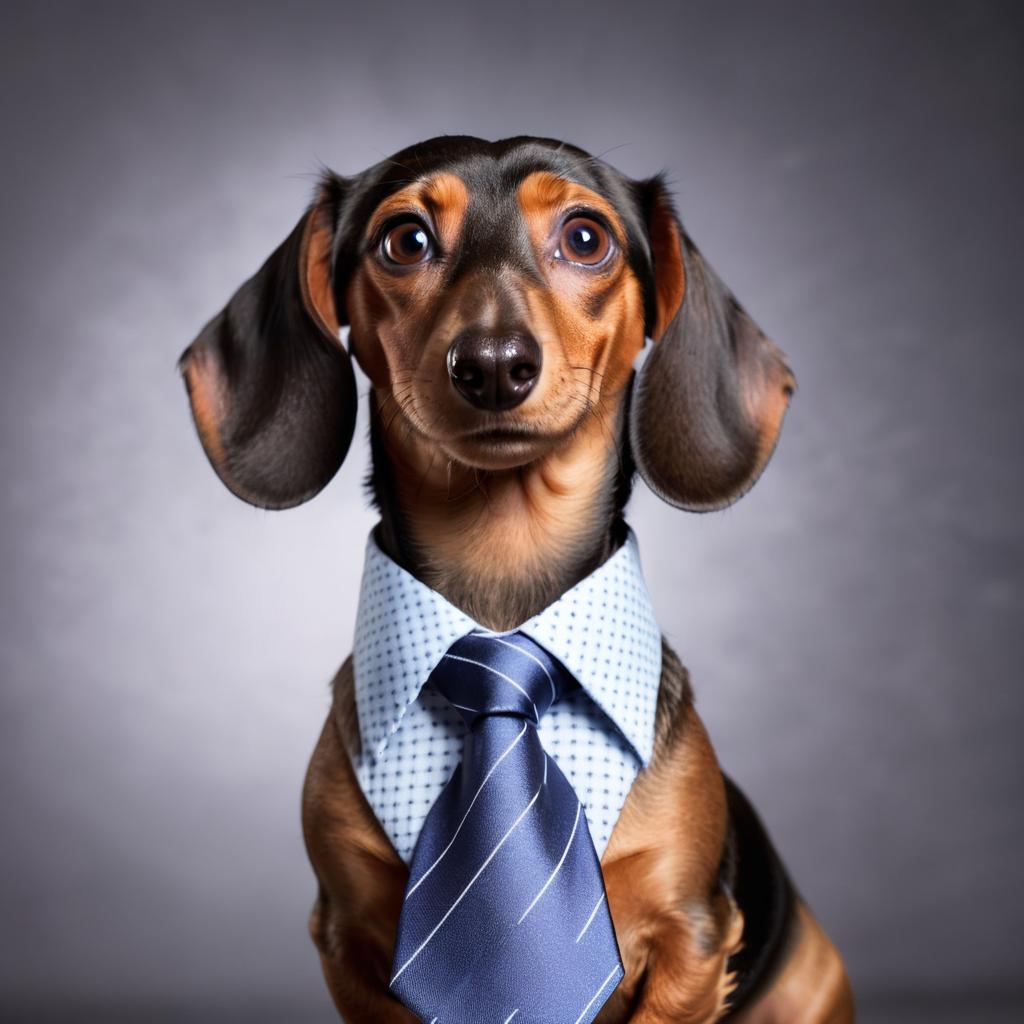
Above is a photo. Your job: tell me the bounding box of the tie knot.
[429,631,571,726]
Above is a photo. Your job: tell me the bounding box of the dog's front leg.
[310,899,420,1024]
[727,901,855,1024]
[595,701,745,1024]
[302,707,418,1023]
[593,882,743,1024]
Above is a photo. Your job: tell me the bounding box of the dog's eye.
[556,217,611,266]
[382,221,433,265]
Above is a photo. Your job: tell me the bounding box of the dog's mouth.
[460,425,552,463]
[466,426,542,443]
[444,418,584,471]
[388,378,595,472]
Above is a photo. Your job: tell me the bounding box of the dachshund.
[179,135,854,1023]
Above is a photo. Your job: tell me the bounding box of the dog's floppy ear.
[629,178,796,511]
[178,177,357,510]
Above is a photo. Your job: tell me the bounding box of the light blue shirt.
[352,527,663,862]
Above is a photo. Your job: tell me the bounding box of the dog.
[179,135,854,1022]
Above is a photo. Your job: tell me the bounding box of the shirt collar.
[352,527,662,765]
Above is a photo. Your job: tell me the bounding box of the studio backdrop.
[1,1,1022,1020]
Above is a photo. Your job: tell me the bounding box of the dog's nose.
[447,331,542,411]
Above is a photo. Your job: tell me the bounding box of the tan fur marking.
[182,351,228,473]
[365,172,469,249]
[740,341,797,475]
[647,187,686,340]
[301,195,341,336]
[517,171,627,248]
[421,172,469,248]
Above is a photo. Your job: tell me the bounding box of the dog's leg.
[727,901,855,1024]
[302,682,418,1024]
[595,690,746,1024]
[594,894,744,1024]
[311,904,419,1024]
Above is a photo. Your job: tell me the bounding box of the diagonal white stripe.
[574,964,623,1024]
[406,722,529,898]
[502,1011,519,1024]
[516,800,582,925]
[575,892,607,943]
[488,635,557,705]
[391,774,546,985]
[443,653,539,721]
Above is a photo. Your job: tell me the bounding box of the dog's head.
[180,135,794,515]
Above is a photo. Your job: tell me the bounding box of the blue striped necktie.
[389,630,624,1024]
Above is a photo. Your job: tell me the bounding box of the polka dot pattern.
[352,528,663,862]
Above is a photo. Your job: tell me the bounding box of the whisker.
[567,364,606,380]
[381,384,417,440]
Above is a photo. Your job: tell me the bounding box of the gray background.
[2,1,1021,1020]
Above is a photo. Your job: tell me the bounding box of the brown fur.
[305,644,745,1024]
[729,904,855,1024]
[343,170,645,627]
[645,185,686,342]
[180,136,851,1022]
[181,347,228,476]
[302,165,851,1020]
[302,190,342,335]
